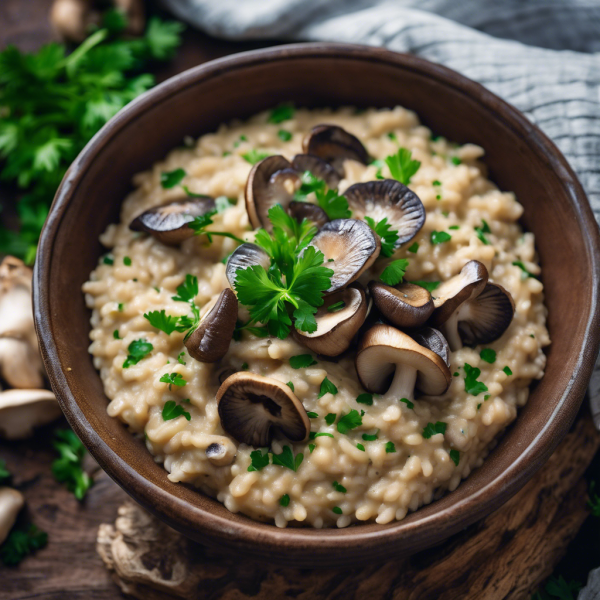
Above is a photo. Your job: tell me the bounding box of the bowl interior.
[35,44,600,567]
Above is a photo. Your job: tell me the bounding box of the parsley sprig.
[0,523,48,566]
[364,216,399,257]
[385,147,421,185]
[293,171,351,220]
[51,428,93,500]
[188,210,245,245]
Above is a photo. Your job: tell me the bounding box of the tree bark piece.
[97,411,600,600]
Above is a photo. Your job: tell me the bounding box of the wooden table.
[1,3,599,598]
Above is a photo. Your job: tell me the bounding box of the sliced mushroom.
[429,261,512,350]
[129,197,216,245]
[410,327,451,367]
[288,201,329,229]
[0,389,61,440]
[245,156,300,231]
[344,180,425,248]
[0,487,24,545]
[216,372,310,447]
[369,281,434,329]
[204,437,237,466]
[292,283,367,356]
[456,282,515,346]
[309,219,380,293]
[291,154,341,190]
[356,324,451,401]
[302,124,369,177]
[185,289,238,363]
[225,243,271,287]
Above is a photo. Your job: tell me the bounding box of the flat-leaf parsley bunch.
[234,205,333,339]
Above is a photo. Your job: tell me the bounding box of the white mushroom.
[0,487,25,545]
[0,389,61,440]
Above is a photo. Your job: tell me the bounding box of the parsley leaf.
[310,432,334,439]
[277,129,292,142]
[364,216,399,257]
[422,421,447,439]
[464,363,488,396]
[480,348,496,364]
[0,459,10,484]
[356,443,366,451]
[337,409,362,434]
[314,188,351,220]
[268,104,294,124]
[332,506,343,514]
[319,377,338,398]
[380,258,409,286]
[172,274,198,303]
[513,260,536,279]
[332,481,347,493]
[410,280,440,292]
[279,494,290,506]
[242,149,272,165]
[450,449,460,466]
[325,413,337,425]
[385,441,397,453]
[503,366,513,376]
[385,147,421,185]
[408,242,419,253]
[159,372,186,390]
[160,168,186,188]
[362,432,378,441]
[123,338,153,368]
[328,301,345,312]
[247,449,270,472]
[0,523,48,566]
[289,354,317,369]
[474,220,491,245]
[144,309,180,335]
[356,393,373,406]
[306,411,318,418]
[400,398,414,409]
[188,211,245,245]
[272,445,304,471]
[177,352,186,365]
[162,400,191,421]
[52,428,93,500]
[430,230,452,245]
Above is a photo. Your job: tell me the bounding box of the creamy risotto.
[83,106,549,528]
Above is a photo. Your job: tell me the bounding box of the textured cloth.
[161,0,600,426]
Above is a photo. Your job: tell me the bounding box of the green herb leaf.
[422,421,447,439]
[247,448,270,472]
[160,372,186,390]
[543,575,581,600]
[479,348,496,364]
[380,258,409,286]
[162,400,191,421]
[332,481,347,493]
[385,441,396,453]
[400,398,414,409]
[325,413,337,425]
[512,260,536,278]
[451,156,462,165]
[464,363,488,396]
[337,409,362,434]
[103,255,114,265]
[319,377,338,399]
[410,280,440,292]
[242,149,272,165]
[430,230,452,245]
[277,129,292,142]
[268,104,294,124]
[177,352,186,365]
[286,381,295,392]
[272,445,303,472]
[52,428,93,500]
[503,366,513,376]
[307,411,318,418]
[279,494,290,506]
[332,506,343,515]
[310,432,334,439]
[385,147,421,185]
[314,187,352,220]
[449,449,460,466]
[144,309,181,335]
[364,216,399,257]
[356,443,366,451]
[161,168,186,188]
[362,432,378,441]
[309,443,316,453]
[356,393,373,406]
[123,338,153,368]
[289,354,317,369]
[0,523,48,566]
[408,242,419,254]
[172,274,198,303]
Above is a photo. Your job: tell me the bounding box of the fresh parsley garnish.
[0,523,48,566]
[332,481,347,493]
[162,400,191,421]
[480,348,496,364]
[422,421,447,439]
[310,432,334,439]
[430,230,452,245]
[464,363,488,396]
[103,255,114,265]
[123,339,153,368]
[294,171,351,219]
[286,381,295,392]
[177,352,186,365]
[400,398,414,409]
[279,494,290,506]
[113,330,120,339]
[319,377,338,399]
[503,366,513,376]
[161,168,186,188]
[272,445,304,472]
[325,413,337,426]
[449,449,460,466]
[242,149,272,165]
[410,280,440,292]
[362,432,378,441]
[188,210,245,244]
[474,220,491,245]
[385,147,421,185]
[380,259,409,286]
[306,411,318,418]
[144,309,181,335]
[309,443,316,453]
[52,428,93,500]
[356,443,366,451]
[214,196,236,213]
[364,216,399,257]
[337,409,362,434]
[451,156,462,165]
[408,242,419,254]
[160,372,186,390]
[289,354,317,369]
[332,506,343,515]
[385,442,396,453]
[356,393,373,406]
[172,274,198,303]
[247,448,270,472]
[513,260,536,279]
[277,129,292,142]
[268,104,294,124]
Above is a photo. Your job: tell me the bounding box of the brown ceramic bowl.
[34,43,600,568]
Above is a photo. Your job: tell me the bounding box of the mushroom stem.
[440,312,463,352]
[386,364,417,402]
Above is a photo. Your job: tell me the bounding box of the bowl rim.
[34,42,600,561]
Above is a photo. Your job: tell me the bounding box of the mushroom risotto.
[83,105,549,528]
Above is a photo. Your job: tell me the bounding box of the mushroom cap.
[216,372,310,447]
[410,327,452,367]
[0,256,36,348]
[0,336,45,389]
[430,260,489,326]
[369,281,434,329]
[308,219,381,293]
[185,289,238,363]
[291,154,342,190]
[129,197,216,245]
[288,201,329,229]
[245,155,300,231]
[225,243,271,287]
[356,324,451,396]
[344,180,426,248]
[302,124,369,176]
[292,283,368,356]
[0,389,61,440]
[457,282,515,346]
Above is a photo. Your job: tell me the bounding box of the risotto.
[82,106,549,528]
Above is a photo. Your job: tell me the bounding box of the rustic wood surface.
[1,2,599,599]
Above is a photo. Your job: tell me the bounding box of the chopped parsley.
[327,300,345,313]
[422,421,447,439]
[103,255,114,265]
[314,187,352,220]
[332,506,343,515]
[512,260,535,278]
[449,449,460,466]
[400,398,414,409]
[336,409,362,434]
[385,147,421,185]
[309,443,316,453]
[432,180,441,186]
[279,494,290,507]
[0,523,48,566]
[385,442,397,453]
[123,339,153,368]
[454,372,459,377]
[356,443,366,452]
[277,129,292,142]
[307,411,318,418]
[325,413,337,425]
[332,481,347,493]
[241,362,249,371]
[144,309,181,335]
[408,242,419,254]
[410,280,440,293]
[117,302,124,312]
[480,348,496,364]
[247,449,270,472]
[364,216,399,257]
[464,363,488,396]
[233,134,247,148]
[451,156,462,165]
[162,400,191,421]
[159,372,187,390]
[380,259,409,286]
[319,377,338,398]
[503,366,513,376]
[362,431,379,441]
[484,394,491,401]
[272,445,304,472]
[215,195,236,213]
[161,168,186,188]
[52,428,93,500]
[310,432,334,439]
[188,210,245,245]
[242,149,272,165]
[268,104,294,124]
[172,274,198,303]
[286,381,295,392]
[177,352,186,365]
[356,393,373,406]
[474,220,491,245]
[449,225,460,230]
[123,256,131,266]
[289,354,317,369]
[113,330,120,339]
[430,230,452,245]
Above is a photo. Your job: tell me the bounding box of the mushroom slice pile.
[410,327,451,367]
[302,124,369,177]
[309,219,381,293]
[369,281,434,329]
[356,324,451,402]
[344,180,426,248]
[217,372,310,447]
[293,283,368,356]
[225,243,271,287]
[129,197,216,245]
[0,389,61,440]
[430,261,514,350]
[185,289,238,363]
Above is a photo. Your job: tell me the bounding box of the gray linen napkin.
[160,0,600,428]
